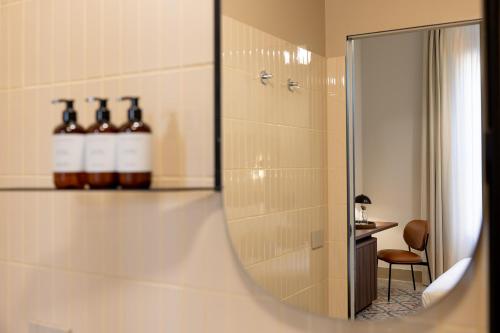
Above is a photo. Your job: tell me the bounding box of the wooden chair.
[377,220,432,302]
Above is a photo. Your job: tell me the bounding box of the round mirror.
[221,0,484,321]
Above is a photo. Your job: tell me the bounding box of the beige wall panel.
[222,0,326,56]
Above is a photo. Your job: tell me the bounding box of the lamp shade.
[355,194,372,204]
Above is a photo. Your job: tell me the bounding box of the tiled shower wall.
[326,57,349,318]
[0,0,214,188]
[0,190,486,333]
[222,16,329,315]
[0,0,219,331]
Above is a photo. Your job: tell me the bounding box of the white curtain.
[422,25,482,280]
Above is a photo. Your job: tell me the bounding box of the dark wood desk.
[355,221,398,313]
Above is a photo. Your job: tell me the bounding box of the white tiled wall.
[221,16,329,315]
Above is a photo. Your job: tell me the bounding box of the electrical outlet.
[311,230,324,250]
[29,322,71,333]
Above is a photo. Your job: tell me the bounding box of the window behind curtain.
[442,24,482,265]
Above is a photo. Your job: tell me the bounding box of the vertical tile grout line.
[100,0,104,93]
[34,0,40,182]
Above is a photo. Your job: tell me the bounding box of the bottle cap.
[118,96,142,122]
[86,97,110,122]
[52,99,77,124]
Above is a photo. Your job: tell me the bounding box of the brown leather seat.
[377,249,423,264]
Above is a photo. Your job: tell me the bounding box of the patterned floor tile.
[356,283,424,320]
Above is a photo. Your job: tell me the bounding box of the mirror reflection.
[222,14,330,315]
[221,1,483,321]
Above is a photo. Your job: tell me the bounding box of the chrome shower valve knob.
[287,79,301,92]
[259,70,273,85]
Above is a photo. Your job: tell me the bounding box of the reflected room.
[351,23,482,319]
[221,0,483,321]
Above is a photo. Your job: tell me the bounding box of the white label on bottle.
[85,133,117,172]
[52,134,85,172]
[117,133,152,172]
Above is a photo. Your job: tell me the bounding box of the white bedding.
[422,258,471,308]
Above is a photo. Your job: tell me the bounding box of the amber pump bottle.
[52,99,86,189]
[85,97,118,189]
[117,97,152,189]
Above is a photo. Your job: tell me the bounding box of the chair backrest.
[403,220,429,251]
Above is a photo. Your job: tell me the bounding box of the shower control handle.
[287,79,301,92]
[259,70,273,85]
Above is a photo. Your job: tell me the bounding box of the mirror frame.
[214,0,223,192]
[485,0,498,330]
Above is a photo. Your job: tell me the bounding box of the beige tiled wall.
[222,16,329,315]
[0,192,487,333]
[0,0,214,188]
[326,56,349,318]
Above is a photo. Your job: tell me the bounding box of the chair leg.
[411,265,416,290]
[425,246,433,283]
[388,264,392,302]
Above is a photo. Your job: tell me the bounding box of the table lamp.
[355,194,372,223]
